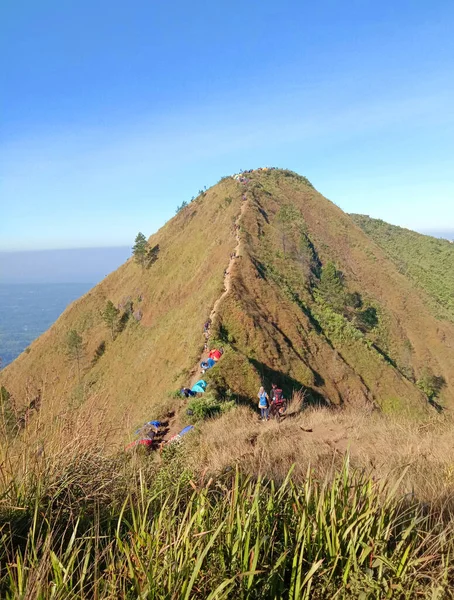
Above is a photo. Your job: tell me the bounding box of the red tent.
[209,349,222,361]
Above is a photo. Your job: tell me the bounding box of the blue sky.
[1,0,454,250]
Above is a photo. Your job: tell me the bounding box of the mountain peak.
[2,169,454,433]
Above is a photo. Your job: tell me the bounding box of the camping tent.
[209,349,222,361]
[135,420,160,435]
[165,425,195,446]
[179,425,194,437]
[191,379,207,394]
[201,357,216,370]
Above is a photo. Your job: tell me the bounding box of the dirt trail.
[210,198,247,319]
[161,196,249,442]
[187,196,248,388]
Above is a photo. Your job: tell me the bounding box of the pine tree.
[175,200,188,213]
[102,300,120,340]
[66,329,84,383]
[132,232,149,268]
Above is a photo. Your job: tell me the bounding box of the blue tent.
[201,358,216,370]
[179,425,194,437]
[165,424,195,446]
[191,379,207,394]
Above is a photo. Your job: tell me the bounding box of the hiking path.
[188,194,248,388]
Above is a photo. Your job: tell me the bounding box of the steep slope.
[2,169,454,437]
[204,171,454,413]
[0,180,245,429]
[350,214,454,323]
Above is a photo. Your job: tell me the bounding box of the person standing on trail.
[257,386,269,421]
[269,383,285,418]
[270,383,284,404]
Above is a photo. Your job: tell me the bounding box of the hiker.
[257,386,269,420]
[270,384,285,417]
[270,383,284,406]
[181,387,196,398]
[204,319,211,333]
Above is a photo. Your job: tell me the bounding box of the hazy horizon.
[0,246,131,284]
[2,225,453,285]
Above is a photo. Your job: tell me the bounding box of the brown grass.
[2,168,454,454]
[0,180,245,429]
[193,398,454,504]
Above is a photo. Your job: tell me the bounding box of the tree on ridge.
[66,329,84,383]
[102,300,120,340]
[133,232,149,269]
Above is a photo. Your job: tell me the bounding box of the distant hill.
[2,169,454,437]
[0,247,131,284]
[350,215,454,323]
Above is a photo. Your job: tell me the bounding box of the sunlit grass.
[1,430,453,598]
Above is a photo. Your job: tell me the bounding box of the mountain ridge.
[2,169,453,437]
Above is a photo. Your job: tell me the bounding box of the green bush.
[416,369,446,400]
[355,306,379,331]
[187,392,235,422]
[312,301,364,344]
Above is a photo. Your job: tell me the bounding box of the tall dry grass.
[195,394,454,504]
[1,394,454,597]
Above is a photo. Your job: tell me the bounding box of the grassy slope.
[3,172,454,598]
[2,170,454,438]
[350,214,454,322]
[208,170,454,411]
[1,180,244,429]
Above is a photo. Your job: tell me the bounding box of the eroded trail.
[161,195,249,441]
[188,195,248,388]
[210,198,247,319]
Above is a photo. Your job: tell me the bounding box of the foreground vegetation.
[1,407,454,598]
[2,170,454,597]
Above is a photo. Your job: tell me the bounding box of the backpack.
[273,388,284,404]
